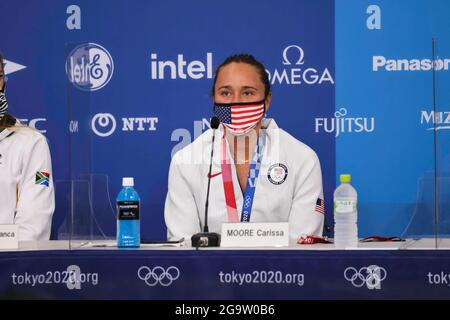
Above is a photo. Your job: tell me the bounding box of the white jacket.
[165,119,324,242]
[0,125,54,240]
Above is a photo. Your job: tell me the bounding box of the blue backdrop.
[0,0,448,240]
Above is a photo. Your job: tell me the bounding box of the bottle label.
[117,201,140,220]
[334,200,357,213]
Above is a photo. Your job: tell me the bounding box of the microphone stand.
[191,117,221,247]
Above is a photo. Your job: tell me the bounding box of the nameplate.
[0,225,19,250]
[221,222,289,247]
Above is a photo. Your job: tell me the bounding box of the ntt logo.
[90,113,159,137]
[66,43,114,91]
[91,113,116,137]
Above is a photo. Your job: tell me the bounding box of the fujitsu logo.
[315,108,375,137]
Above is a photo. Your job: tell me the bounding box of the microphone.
[191,116,221,247]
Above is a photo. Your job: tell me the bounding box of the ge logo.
[66,42,114,91]
[137,266,180,287]
[344,265,387,290]
[91,113,116,137]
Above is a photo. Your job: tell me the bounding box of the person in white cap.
[0,52,54,240]
[165,54,324,243]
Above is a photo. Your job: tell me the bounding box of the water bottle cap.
[340,174,351,183]
[122,177,134,187]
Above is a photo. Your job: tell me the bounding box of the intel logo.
[66,43,114,91]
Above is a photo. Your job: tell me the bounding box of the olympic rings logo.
[244,195,252,208]
[137,266,180,287]
[344,265,387,289]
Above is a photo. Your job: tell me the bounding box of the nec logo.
[18,118,47,133]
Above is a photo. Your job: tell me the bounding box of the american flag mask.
[213,100,265,135]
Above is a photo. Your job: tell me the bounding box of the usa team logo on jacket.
[35,171,50,187]
[267,163,288,185]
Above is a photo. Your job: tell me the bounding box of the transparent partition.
[57,177,116,244]
[335,3,444,250]
[48,180,71,250]
[65,42,116,249]
[435,35,450,248]
[59,17,450,249]
[400,34,450,249]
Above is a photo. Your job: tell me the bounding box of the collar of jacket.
[0,128,13,142]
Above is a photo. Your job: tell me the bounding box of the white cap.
[122,177,134,187]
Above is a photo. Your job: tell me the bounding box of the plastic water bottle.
[117,177,140,247]
[334,174,358,248]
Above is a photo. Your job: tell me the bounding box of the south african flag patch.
[35,171,50,187]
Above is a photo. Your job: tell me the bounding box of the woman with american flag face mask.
[164,54,324,244]
[0,51,55,241]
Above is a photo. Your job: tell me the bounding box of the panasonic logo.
[372,56,450,72]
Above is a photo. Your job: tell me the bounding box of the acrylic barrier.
[59,40,450,250]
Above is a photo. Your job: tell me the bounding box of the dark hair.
[211,54,271,99]
[0,114,16,129]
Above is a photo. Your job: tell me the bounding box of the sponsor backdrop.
[336,0,450,237]
[0,0,448,240]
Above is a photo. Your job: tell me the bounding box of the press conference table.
[1,239,450,299]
